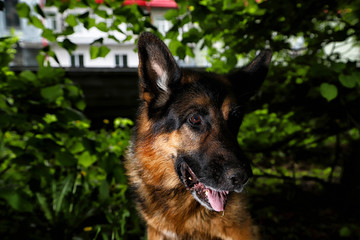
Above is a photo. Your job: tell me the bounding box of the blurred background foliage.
[0,35,139,239]
[1,0,360,239]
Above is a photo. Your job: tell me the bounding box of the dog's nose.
[229,172,248,186]
[227,169,251,192]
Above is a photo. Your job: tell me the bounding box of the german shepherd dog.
[125,32,271,239]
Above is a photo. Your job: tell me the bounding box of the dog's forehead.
[181,69,230,86]
[178,70,237,108]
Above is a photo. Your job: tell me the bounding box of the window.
[4,0,20,29]
[45,12,58,31]
[23,48,40,67]
[115,54,128,68]
[71,54,84,67]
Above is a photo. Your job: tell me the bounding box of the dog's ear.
[228,50,272,101]
[137,32,181,107]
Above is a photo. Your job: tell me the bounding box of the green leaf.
[332,62,346,73]
[69,141,85,154]
[36,193,53,221]
[339,226,352,237]
[0,94,8,110]
[76,100,86,111]
[98,180,110,202]
[30,16,45,29]
[96,22,108,32]
[59,108,86,122]
[320,83,338,101]
[16,3,30,18]
[108,34,121,43]
[120,209,130,234]
[91,37,104,45]
[65,84,80,97]
[339,73,356,88]
[35,4,45,18]
[65,14,77,27]
[78,11,89,19]
[43,113,58,124]
[185,46,195,58]
[113,6,126,16]
[41,84,64,102]
[78,151,97,168]
[54,175,74,214]
[90,45,100,59]
[94,9,108,19]
[113,166,127,184]
[36,52,46,66]
[83,18,96,30]
[60,38,77,54]
[222,0,234,10]
[63,26,75,36]
[164,9,178,20]
[90,45,110,59]
[49,51,60,67]
[114,118,134,128]
[176,45,186,59]
[37,66,65,81]
[226,54,237,69]
[19,70,36,82]
[182,28,201,43]
[0,189,33,212]
[355,72,360,87]
[169,40,182,56]
[56,151,77,167]
[42,29,56,42]
[99,46,110,58]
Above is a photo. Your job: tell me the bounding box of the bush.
[0,36,141,240]
[4,0,360,238]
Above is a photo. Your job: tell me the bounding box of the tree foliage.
[15,0,155,65]
[163,1,360,238]
[1,0,360,239]
[163,0,360,178]
[0,36,140,239]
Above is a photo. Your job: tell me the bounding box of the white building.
[0,0,203,68]
[44,4,139,68]
[1,1,358,68]
[0,0,44,66]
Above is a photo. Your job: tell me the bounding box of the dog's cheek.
[161,129,199,157]
[178,126,204,151]
[152,133,179,160]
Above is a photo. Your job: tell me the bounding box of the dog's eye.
[188,115,202,126]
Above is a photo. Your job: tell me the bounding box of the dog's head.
[136,32,271,212]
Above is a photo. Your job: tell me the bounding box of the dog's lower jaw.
[127,145,256,240]
[142,190,257,240]
[192,191,213,211]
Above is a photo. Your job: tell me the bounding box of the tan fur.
[222,97,232,121]
[125,32,270,240]
[125,108,258,240]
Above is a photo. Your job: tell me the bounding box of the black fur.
[128,33,272,239]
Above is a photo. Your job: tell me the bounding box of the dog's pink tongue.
[207,189,225,212]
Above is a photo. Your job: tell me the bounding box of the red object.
[95,0,104,3]
[42,38,48,47]
[123,0,177,8]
